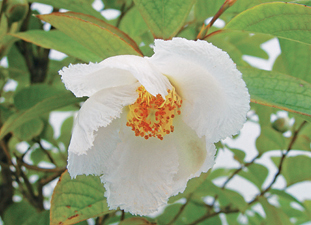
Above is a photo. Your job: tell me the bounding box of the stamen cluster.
[126,86,182,140]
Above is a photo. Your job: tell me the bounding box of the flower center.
[126,86,182,140]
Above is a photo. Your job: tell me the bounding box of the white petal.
[171,117,216,195]
[68,83,139,155]
[59,55,171,98]
[149,38,250,142]
[67,118,121,178]
[102,125,179,215]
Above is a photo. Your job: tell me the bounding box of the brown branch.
[197,0,238,40]
[38,168,66,186]
[189,208,239,225]
[249,120,307,205]
[222,154,259,189]
[21,162,65,173]
[35,139,58,166]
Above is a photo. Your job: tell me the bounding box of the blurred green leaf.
[196,179,248,213]
[207,168,235,180]
[119,7,152,45]
[23,210,50,225]
[228,147,246,164]
[225,2,311,46]
[0,92,83,140]
[133,0,195,39]
[7,45,30,91]
[37,12,142,60]
[270,189,305,210]
[29,0,104,19]
[57,116,74,149]
[50,171,110,225]
[256,126,286,153]
[12,30,103,62]
[276,155,311,186]
[240,66,311,118]
[239,163,269,189]
[207,31,273,67]
[2,201,37,225]
[291,123,311,151]
[120,217,153,225]
[259,196,293,225]
[13,118,44,141]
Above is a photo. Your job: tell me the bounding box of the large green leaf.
[0,92,84,140]
[240,66,311,117]
[12,30,102,62]
[273,38,311,83]
[29,0,104,19]
[13,118,44,141]
[133,0,195,39]
[37,12,142,60]
[50,171,110,225]
[225,2,311,45]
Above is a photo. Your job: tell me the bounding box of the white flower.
[59,38,250,215]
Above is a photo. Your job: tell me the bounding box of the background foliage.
[0,0,311,224]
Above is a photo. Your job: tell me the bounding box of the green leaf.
[280,155,311,186]
[23,210,50,225]
[2,201,37,225]
[256,126,286,153]
[29,0,104,20]
[119,7,149,42]
[225,2,311,46]
[14,84,64,110]
[133,0,195,39]
[239,163,269,189]
[7,45,30,91]
[12,30,102,62]
[207,168,235,180]
[0,92,84,140]
[291,122,311,151]
[227,147,246,164]
[258,196,294,225]
[37,12,142,60]
[57,116,74,149]
[239,66,311,117]
[273,38,311,83]
[207,31,272,66]
[50,171,111,225]
[13,118,44,141]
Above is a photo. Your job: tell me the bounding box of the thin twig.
[21,162,65,173]
[189,208,239,225]
[36,139,58,166]
[249,120,307,205]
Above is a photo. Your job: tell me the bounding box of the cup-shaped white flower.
[59,38,250,215]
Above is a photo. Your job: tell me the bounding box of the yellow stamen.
[126,86,182,140]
